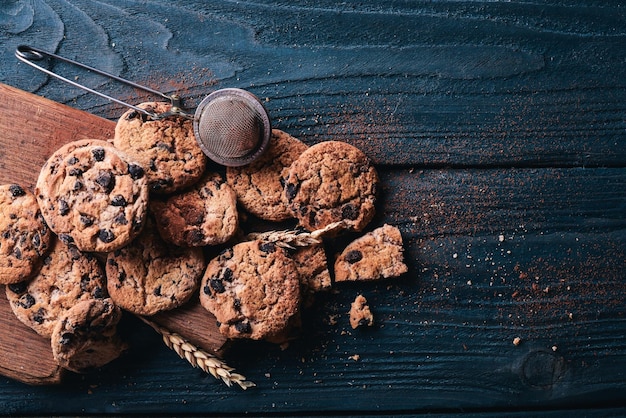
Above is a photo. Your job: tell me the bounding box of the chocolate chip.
[151,178,173,192]
[156,142,173,152]
[114,212,128,225]
[128,163,145,180]
[93,286,105,299]
[111,195,127,207]
[210,278,225,293]
[80,273,91,292]
[149,159,157,172]
[73,180,83,191]
[126,110,139,120]
[98,229,115,243]
[80,215,94,226]
[233,298,241,311]
[218,248,233,261]
[222,268,233,282]
[234,320,251,334]
[9,184,25,197]
[308,211,317,227]
[203,284,212,296]
[58,199,70,216]
[59,234,74,245]
[68,168,83,176]
[8,282,28,294]
[95,172,115,193]
[344,250,363,264]
[13,247,22,260]
[341,203,359,220]
[67,156,79,165]
[19,294,36,309]
[188,229,205,244]
[153,285,162,296]
[285,182,299,201]
[60,332,74,346]
[92,147,105,161]
[33,308,45,324]
[32,233,42,249]
[259,241,276,253]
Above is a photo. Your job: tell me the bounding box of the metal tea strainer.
[15,45,271,167]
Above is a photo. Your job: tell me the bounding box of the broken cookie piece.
[349,294,373,329]
[334,224,408,282]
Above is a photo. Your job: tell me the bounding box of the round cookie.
[150,172,238,247]
[114,102,207,194]
[106,219,205,316]
[5,237,107,338]
[35,139,149,253]
[0,184,52,284]
[226,129,308,221]
[51,298,126,373]
[199,240,301,341]
[283,141,379,232]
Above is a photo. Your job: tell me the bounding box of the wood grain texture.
[0,0,625,415]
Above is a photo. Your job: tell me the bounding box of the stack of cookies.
[0,100,408,375]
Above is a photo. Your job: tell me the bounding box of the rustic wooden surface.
[1,0,625,416]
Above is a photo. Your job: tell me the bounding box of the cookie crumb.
[513,337,522,346]
[349,294,373,329]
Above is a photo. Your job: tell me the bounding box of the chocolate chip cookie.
[199,240,301,341]
[35,139,149,253]
[5,237,107,338]
[114,102,207,194]
[0,184,52,284]
[283,141,379,232]
[106,219,205,316]
[334,224,408,282]
[226,129,308,221]
[51,298,126,373]
[150,172,238,247]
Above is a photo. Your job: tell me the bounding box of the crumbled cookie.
[106,219,205,316]
[35,139,149,253]
[290,243,332,308]
[283,141,379,232]
[349,294,373,329]
[51,298,126,373]
[226,129,308,221]
[114,102,207,194]
[199,240,301,341]
[5,237,107,338]
[0,184,52,284]
[150,172,238,247]
[334,224,408,282]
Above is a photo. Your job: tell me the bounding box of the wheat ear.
[140,318,255,390]
[247,220,346,249]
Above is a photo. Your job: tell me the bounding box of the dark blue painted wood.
[1,0,625,415]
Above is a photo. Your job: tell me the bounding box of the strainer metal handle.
[15,45,194,120]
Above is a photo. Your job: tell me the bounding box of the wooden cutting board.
[0,83,228,385]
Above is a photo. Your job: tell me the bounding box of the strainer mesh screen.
[196,96,261,159]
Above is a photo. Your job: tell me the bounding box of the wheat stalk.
[140,318,255,390]
[247,221,346,249]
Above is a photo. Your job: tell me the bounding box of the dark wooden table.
[1,1,625,416]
